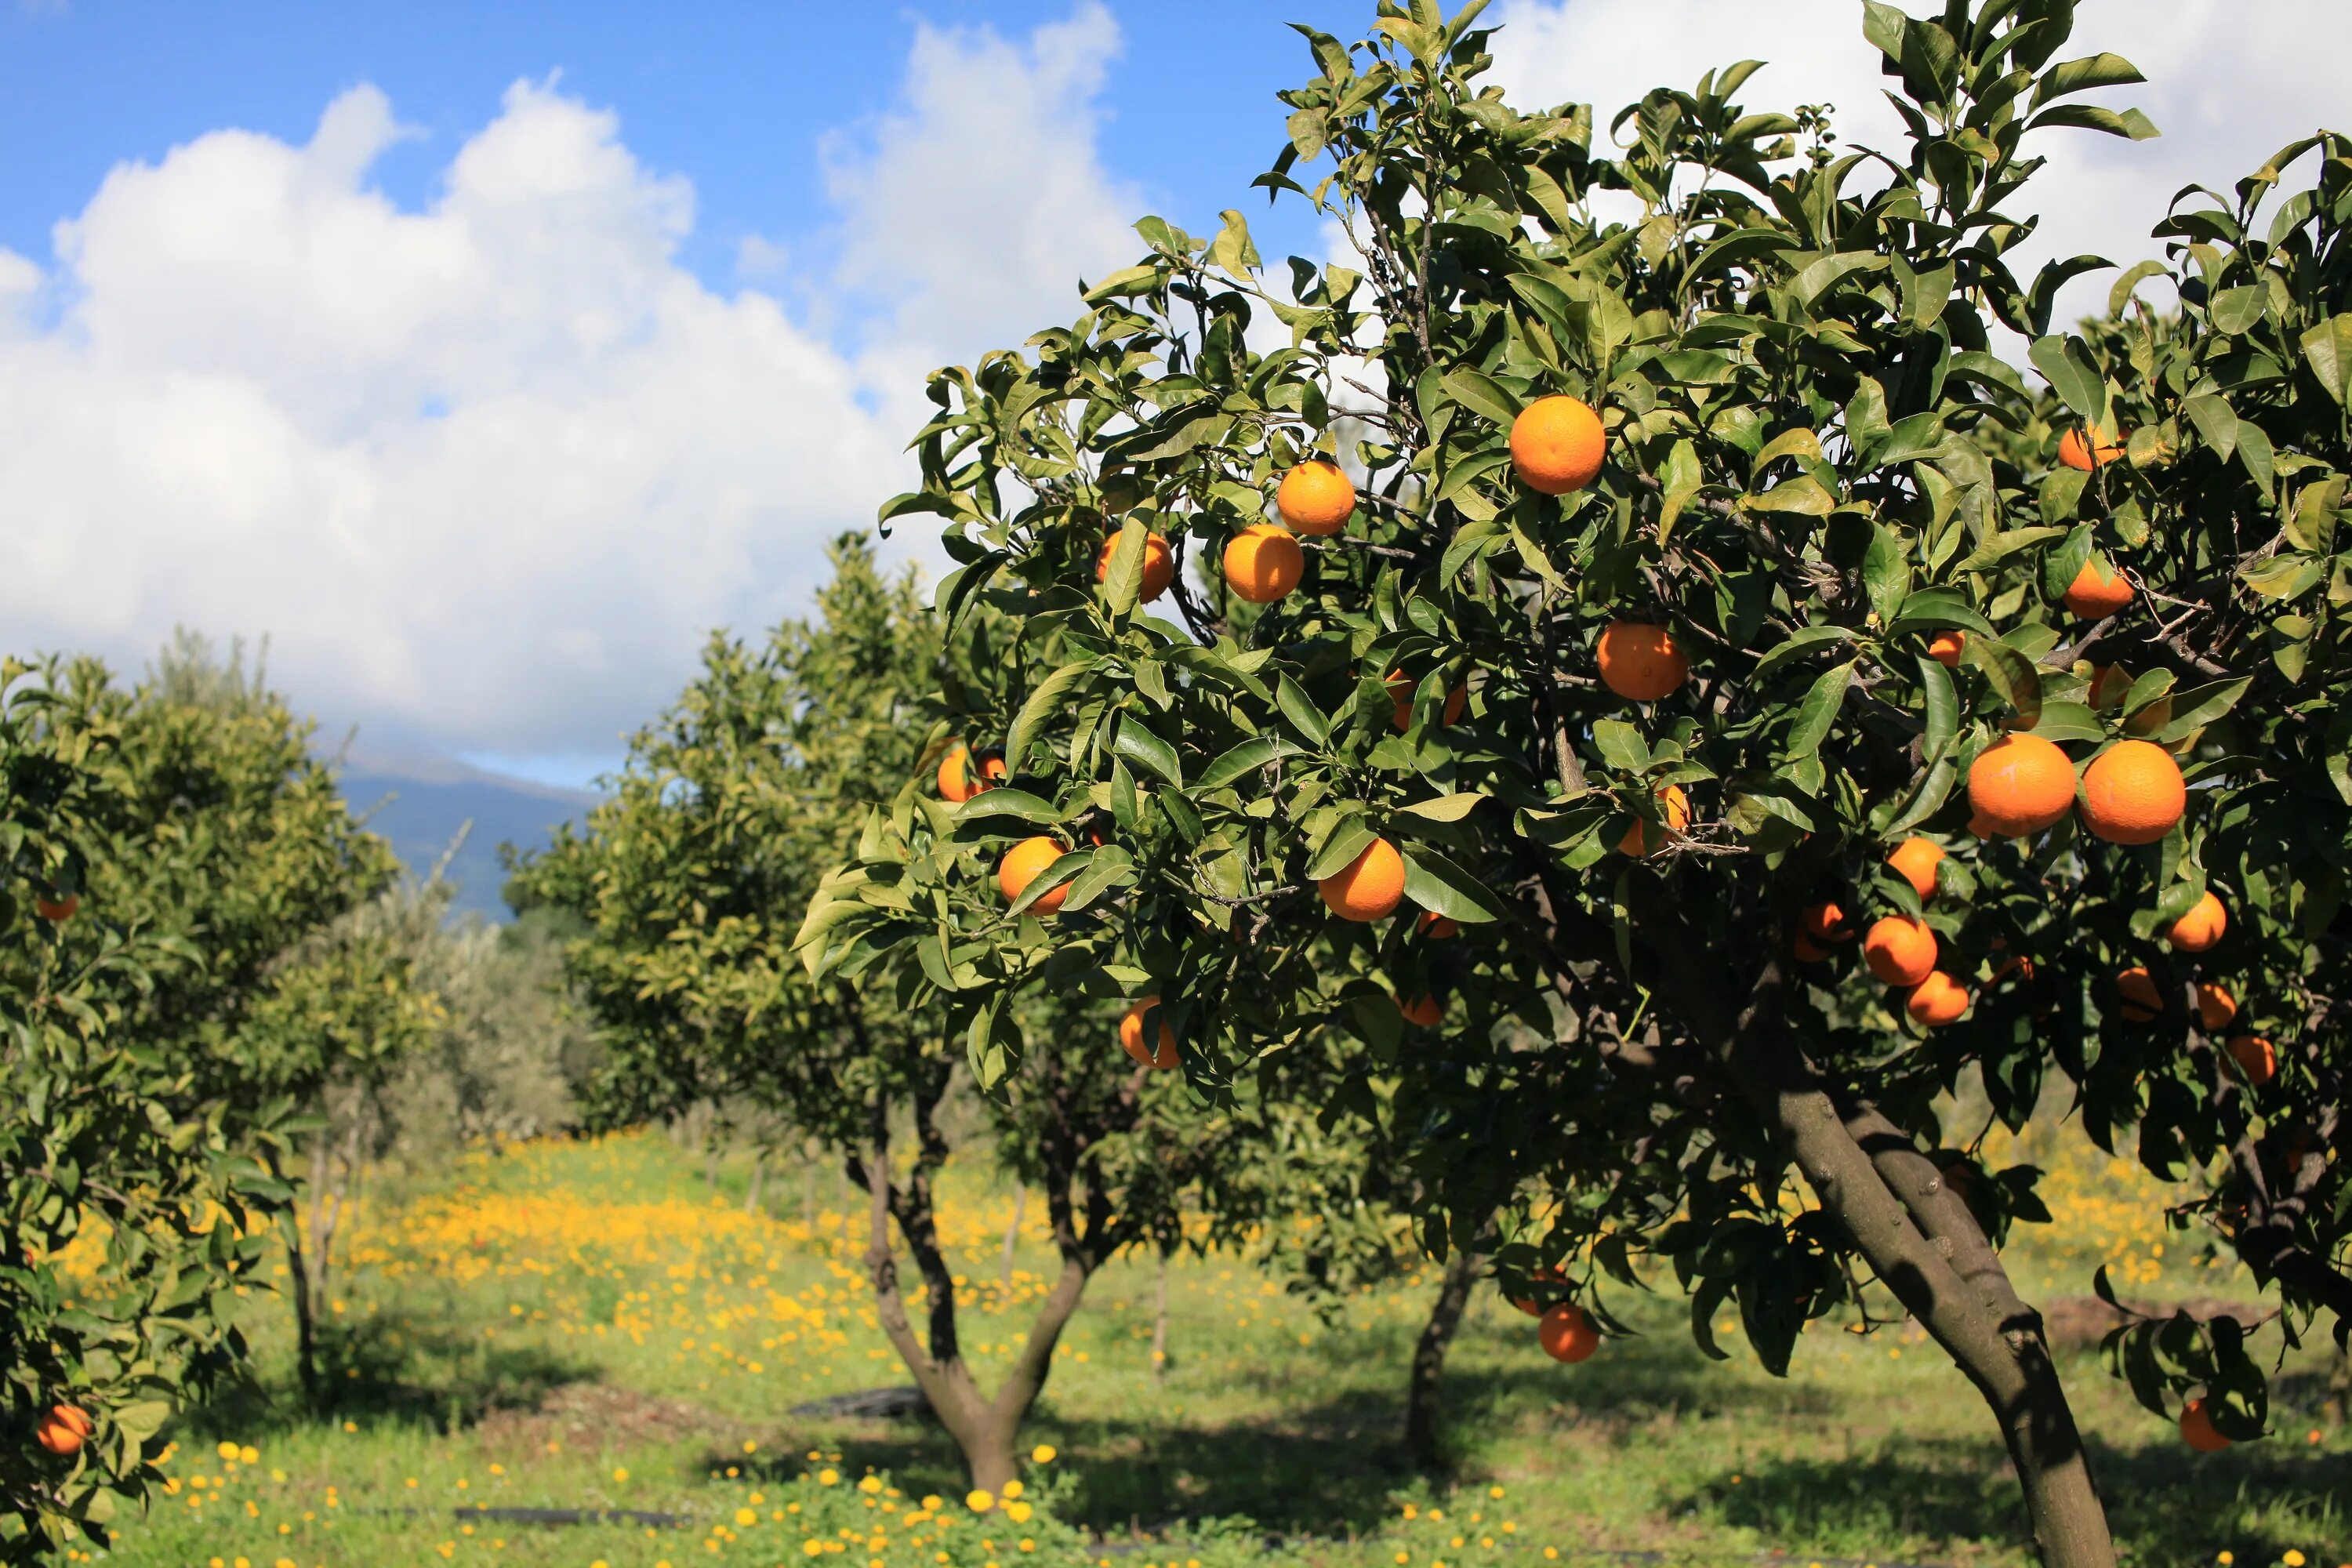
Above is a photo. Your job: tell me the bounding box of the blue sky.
[1,1,2344,792]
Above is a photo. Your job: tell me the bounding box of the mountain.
[332,750,601,920]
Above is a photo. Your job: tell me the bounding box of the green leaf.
[2183,390,2239,461]
[1441,368,1522,428]
[2026,103,2158,140]
[1750,626,1853,681]
[2029,335,2108,426]
[2107,260,2165,318]
[1864,524,1911,623]
[1918,655,1958,760]
[1112,715,1182,788]
[1399,844,1505,924]
[2032,53,2146,109]
[2025,700,2105,742]
[1966,639,2044,728]
[1197,736,1287,791]
[1396,792,1487,822]
[1209,209,1261,278]
[953,788,1063,828]
[2154,677,2252,743]
[1886,588,1996,639]
[1005,659,1097,774]
[2299,314,2352,405]
[1783,660,1854,761]
[1306,819,1379,883]
[1276,675,1331,749]
[1954,525,2067,574]
[1592,719,1650,775]
[1743,475,1835,517]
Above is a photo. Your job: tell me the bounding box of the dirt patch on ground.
[474,1382,751,1458]
[2041,1295,2262,1352]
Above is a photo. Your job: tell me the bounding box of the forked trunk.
[1404,1240,1484,1471]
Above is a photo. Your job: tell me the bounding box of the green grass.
[81,1132,2347,1568]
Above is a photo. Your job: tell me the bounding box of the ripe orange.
[1510,1265,1566,1317]
[1618,784,1690,858]
[2062,558,2133,619]
[1276,459,1356,536]
[1907,971,1970,1027]
[2115,967,2164,1022]
[1966,733,2078,837]
[2167,891,2227,953]
[34,894,77,922]
[1797,900,1851,944]
[2179,1398,2231,1453]
[2195,982,2237,1033]
[1537,1302,1600,1363]
[937,744,975,802]
[34,1404,90,1457]
[2078,740,2183,845]
[1864,916,1937,986]
[1387,670,1467,732]
[1508,395,1606,495]
[2227,1035,2277,1088]
[1793,933,1828,963]
[1118,997,1179,1072]
[1596,621,1687,702]
[1095,532,1176,603]
[997,837,1069,916]
[2057,426,2124,471]
[1887,837,1944,900]
[1991,951,2036,985]
[1926,630,1965,668]
[1416,911,1458,939]
[1319,837,1406,922]
[1222,524,1304,604]
[1396,992,1443,1027]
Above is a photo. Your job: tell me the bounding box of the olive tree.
[805,5,2352,1563]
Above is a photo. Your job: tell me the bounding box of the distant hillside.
[334,753,601,920]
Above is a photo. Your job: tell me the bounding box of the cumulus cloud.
[0,7,1135,760]
[1488,0,2352,328]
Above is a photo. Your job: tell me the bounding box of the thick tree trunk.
[1405,1240,1484,1471]
[1151,1246,1171,1384]
[1664,944,2118,1568]
[265,1148,320,1405]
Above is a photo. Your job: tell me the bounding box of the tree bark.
[1650,934,2118,1568]
[1405,1239,1485,1472]
[744,1148,766,1215]
[265,1146,320,1406]
[1151,1244,1172,1384]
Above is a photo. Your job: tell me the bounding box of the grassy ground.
[77,1131,2347,1568]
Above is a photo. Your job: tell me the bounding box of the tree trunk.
[1151,1246,1172,1384]
[744,1149,766,1215]
[266,1148,320,1406]
[1656,936,2118,1568]
[1405,1240,1484,1471]
[1000,1185,1025,1291]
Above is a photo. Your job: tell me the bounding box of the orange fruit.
[1508,396,1606,495]
[997,837,1069,916]
[1276,459,1356,536]
[1222,524,1304,604]
[1396,992,1443,1027]
[2057,426,2124,472]
[1618,784,1690,858]
[1887,837,1944,900]
[1094,532,1176,603]
[1596,621,1687,702]
[1864,916,1936,986]
[34,1405,90,1457]
[1990,951,2036,985]
[1537,1302,1600,1363]
[1118,997,1179,1072]
[1926,630,1965,668]
[1792,933,1828,963]
[2115,967,2164,1022]
[1509,1265,1566,1317]
[1416,911,1459,940]
[1387,670,1467,732]
[33,894,77,922]
[1907,971,1970,1027]
[1319,838,1406,922]
[2179,1398,2231,1453]
[2078,740,2183,845]
[1797,900,1851,944]
[937,744,975,802]
[2195,982,2237,1032]
[2062,558,2133,619]
[1966,733,2078,837]
[2227,1035,2277,1088]
[2167,891,2227,953]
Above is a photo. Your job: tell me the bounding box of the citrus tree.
[518,538,1240,1491]
[804,4,2352,1563]
[1,659,271,1563]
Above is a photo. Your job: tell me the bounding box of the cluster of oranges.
[1509,1270,1602,1365]
[1798,837,1977,1027]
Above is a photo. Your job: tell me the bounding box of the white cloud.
[1488,0,2352,328]
[0,9,1135,762]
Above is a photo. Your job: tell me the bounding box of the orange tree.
[517,538,1240,1491]
[2,659,272,1563]
[805,4,2352,1563]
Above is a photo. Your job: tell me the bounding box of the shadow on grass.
[175,1305,593,1446]
[1678,1434,2350,1568]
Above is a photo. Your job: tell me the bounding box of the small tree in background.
[808,4,2352,1563]
[521,538,1240,1490]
